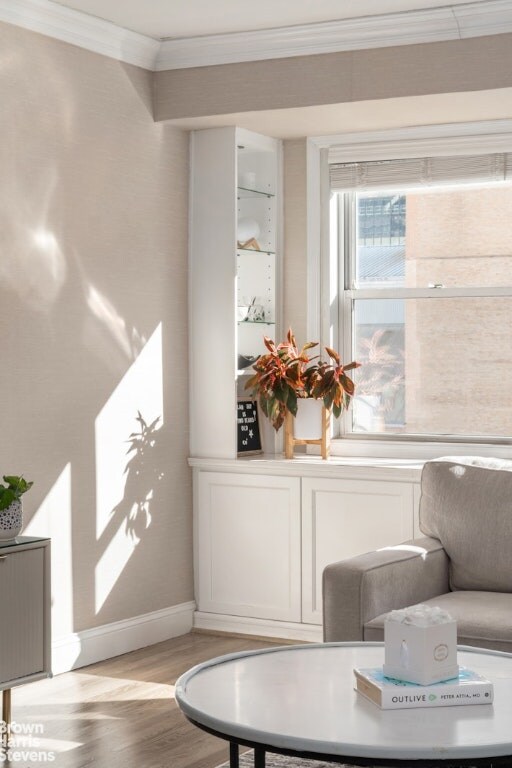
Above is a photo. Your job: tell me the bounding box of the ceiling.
[52,0,477,40]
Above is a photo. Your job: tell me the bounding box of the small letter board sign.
[237,399,262,455]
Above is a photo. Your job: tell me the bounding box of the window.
[331,153,512,442]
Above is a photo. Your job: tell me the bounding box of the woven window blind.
[329,153,512,191]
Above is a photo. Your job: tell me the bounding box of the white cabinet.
[189,127,281,459]
[301,477,414,625]
[0,537,51,688]
[195,472,301,621]
[192,461,421,639]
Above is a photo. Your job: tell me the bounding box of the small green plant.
[0,476,33,511]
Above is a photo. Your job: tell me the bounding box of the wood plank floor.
[7,633,281,768]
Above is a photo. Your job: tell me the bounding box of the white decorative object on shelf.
[237,217,260,243]
[247,302,265,322]
[383,603,459,685]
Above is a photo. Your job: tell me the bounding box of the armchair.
[323,457,512,652]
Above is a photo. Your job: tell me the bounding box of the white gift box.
[383,603,459,685]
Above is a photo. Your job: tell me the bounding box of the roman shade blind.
[329,152,512,191]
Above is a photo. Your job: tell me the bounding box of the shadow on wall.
[112,412,164,543]
[21,310,190,668]
[92,407,169,622]
[21,304,191,672]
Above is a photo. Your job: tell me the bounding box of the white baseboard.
[193,611,323,643]
[52,601,195,675]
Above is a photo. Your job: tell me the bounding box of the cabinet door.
[302,477,414,625]
[196,472,301,621]
[0,548,45,684]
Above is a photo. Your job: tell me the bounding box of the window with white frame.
[331,152,512,441]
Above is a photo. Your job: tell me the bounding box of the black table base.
[188,716,512,768]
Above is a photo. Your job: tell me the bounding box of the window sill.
[188,439,512,480]
[329,436,512,462]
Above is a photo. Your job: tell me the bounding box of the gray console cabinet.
[0,537,51,726]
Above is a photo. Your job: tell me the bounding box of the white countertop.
[188,455,424,481]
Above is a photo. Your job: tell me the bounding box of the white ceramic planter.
[293,398,324,440]
[0,499,23,540]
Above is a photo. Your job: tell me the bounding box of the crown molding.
[456,0,512,37]
[0,0,160,70]
[155,0,512,71]
[1,0,512,72]
[309,118,512,162]
[156,8,455,70]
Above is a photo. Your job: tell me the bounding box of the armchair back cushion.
[419,457,512,593]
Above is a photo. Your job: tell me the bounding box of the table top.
[175,642,512,762]
[0,536,50,550]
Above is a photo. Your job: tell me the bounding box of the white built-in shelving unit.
[189,127,282,458]
[188,127,425,641]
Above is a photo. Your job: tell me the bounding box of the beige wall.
[0,21,192,643]
[154,33,512,122]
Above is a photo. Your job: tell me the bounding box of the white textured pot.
[293,398,324,440]
[0,499,23,540]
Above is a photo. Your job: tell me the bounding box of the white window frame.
[307,119,512,460]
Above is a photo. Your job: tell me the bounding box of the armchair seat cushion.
[364,590,512,653]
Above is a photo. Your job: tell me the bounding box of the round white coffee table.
[175,642,512,767]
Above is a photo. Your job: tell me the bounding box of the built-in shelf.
[191,127,280,459]
[237,320,275,325]
[237,247,275,255]
[237,186,275,199]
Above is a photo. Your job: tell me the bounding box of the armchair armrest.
[322,536,450,642]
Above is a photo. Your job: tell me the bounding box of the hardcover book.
[354,666,494,709]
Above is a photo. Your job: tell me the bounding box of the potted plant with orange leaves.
[245,329,359,458]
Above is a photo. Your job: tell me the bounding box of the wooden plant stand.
[284,407,330,460]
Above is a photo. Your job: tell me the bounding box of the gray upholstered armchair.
[323,457,512,653]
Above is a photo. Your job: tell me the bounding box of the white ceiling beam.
[1,0,512,72]
[156,0,512,70]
